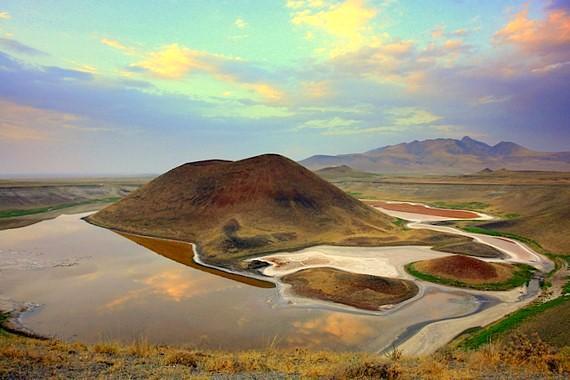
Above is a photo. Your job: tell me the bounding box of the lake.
[0,212,482,351]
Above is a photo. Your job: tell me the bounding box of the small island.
[281,267,419,311]
[405,255,535,291]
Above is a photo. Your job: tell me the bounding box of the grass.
[430,201,489,211]
[0,333,568,378]
[0,313,9,336]
[458,293,570,350]
[392,217,408,228]
[0,197,121,219]
[405,262,535,291]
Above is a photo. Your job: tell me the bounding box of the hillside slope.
[87,154,457,267]
[300,136,570,174]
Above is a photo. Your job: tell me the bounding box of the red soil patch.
[367,201,479,219]
[418,255,498,280]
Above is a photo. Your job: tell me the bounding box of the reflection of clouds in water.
[102,268,240,310]
[289,313,375,347]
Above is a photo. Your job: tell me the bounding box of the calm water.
[0,213,481,351]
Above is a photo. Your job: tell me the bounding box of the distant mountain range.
[299,137,570,174]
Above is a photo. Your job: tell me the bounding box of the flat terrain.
[321,169,570,254]
[281,267,418,311]
[365,200,481,219]
[0,176,149,230]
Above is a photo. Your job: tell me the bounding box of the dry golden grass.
[1,332,568,379]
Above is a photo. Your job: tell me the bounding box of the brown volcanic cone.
[88,154,439,266]
[416,255,499,281]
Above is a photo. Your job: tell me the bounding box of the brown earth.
[413,255,515,284]
[323,171,570,254]
[366,200,480,219]
[433,241,505,259]
[281,267,418,310]
[87,154,463,267]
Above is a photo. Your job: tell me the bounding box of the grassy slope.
[457,294,570,350]
[325,171,570,254]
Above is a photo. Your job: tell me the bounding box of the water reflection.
[117,232,274,288]
[0,213,481,351]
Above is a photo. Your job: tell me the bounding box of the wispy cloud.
[234,17,248,29]
[100,37,136,55]
[0,11,10,19]
[0,37,47,56]
[0,99,112,142]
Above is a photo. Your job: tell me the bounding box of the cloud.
[135,43,213,79]
[289,0,378,56]
[0,124,48,141]
[531,60,570,73]
[132,44,286,102]
[294,107,444,136]
[204,103,293,119]
[0,37,48,56]
[100,37,136,55]
[0,11,9,19]
[475,95,511,105]
[297,116,359,130]
[0,99,111,142]
[234,17,248,29]
[302,80,332,98]
[385,107,443,126]
[494,7,570,60]
[431,25,445,39]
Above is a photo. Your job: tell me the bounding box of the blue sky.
[0,0,569,175]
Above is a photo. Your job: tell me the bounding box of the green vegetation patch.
[0,197,121,219]
[430,201,489,211]
[405,262,535,291]
[392,218,408,229]
[0,312,10,336]
[459,294,570,350]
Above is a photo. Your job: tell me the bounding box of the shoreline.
[0,200,554,354]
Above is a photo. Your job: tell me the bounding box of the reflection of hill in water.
[117,232,275,289]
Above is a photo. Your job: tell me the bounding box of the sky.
[0,0,569,175]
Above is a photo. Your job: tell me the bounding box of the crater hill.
[87,154,462,268]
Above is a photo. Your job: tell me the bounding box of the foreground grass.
[0,197,121,219]
[0,332,568,379]
[405,262,534,291]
